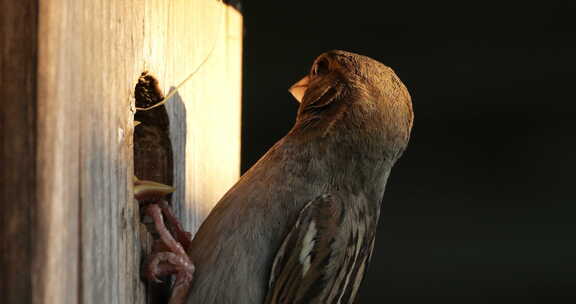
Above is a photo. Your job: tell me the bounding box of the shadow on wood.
[0,1,241,303]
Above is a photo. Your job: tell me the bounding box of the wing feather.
[265,194,376,304]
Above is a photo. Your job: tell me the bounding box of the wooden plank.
[160,0,243,235]
[0,1,38,304]
[1,0,242,303]
[34,0,84,302]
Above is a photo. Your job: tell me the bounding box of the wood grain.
[0,1,242,303]
[0,1,38,303]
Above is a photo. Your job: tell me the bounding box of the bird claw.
[145,250,195,299]
[134,178,195,302]
[145,257,165,284]
[145,251,193,285]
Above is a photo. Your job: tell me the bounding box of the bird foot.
[134,178,194,304]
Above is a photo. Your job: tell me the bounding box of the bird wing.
[265,194,375,304]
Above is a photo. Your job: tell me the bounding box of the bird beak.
[133,177,176,202]
[289,75,309,103]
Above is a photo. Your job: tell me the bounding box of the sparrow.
[135,50,413,304]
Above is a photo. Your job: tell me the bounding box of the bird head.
[290,50,413,156]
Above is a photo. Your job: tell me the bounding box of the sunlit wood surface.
[0,1,242,303]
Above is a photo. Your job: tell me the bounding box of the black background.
[240,2,575,301]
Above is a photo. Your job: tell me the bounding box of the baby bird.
[137,50,413,304]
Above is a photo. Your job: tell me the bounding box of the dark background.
[240,2,576,301]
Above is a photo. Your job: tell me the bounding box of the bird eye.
[312,58,330,76]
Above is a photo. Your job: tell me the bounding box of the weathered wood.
[0,1,38,304]
[0,1,242,303]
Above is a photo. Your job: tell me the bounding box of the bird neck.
[286,118,397,196]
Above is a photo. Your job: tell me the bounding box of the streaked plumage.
[265,194,376,303]
[185,50,413,303]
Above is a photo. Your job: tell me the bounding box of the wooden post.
[0,1,242,303]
